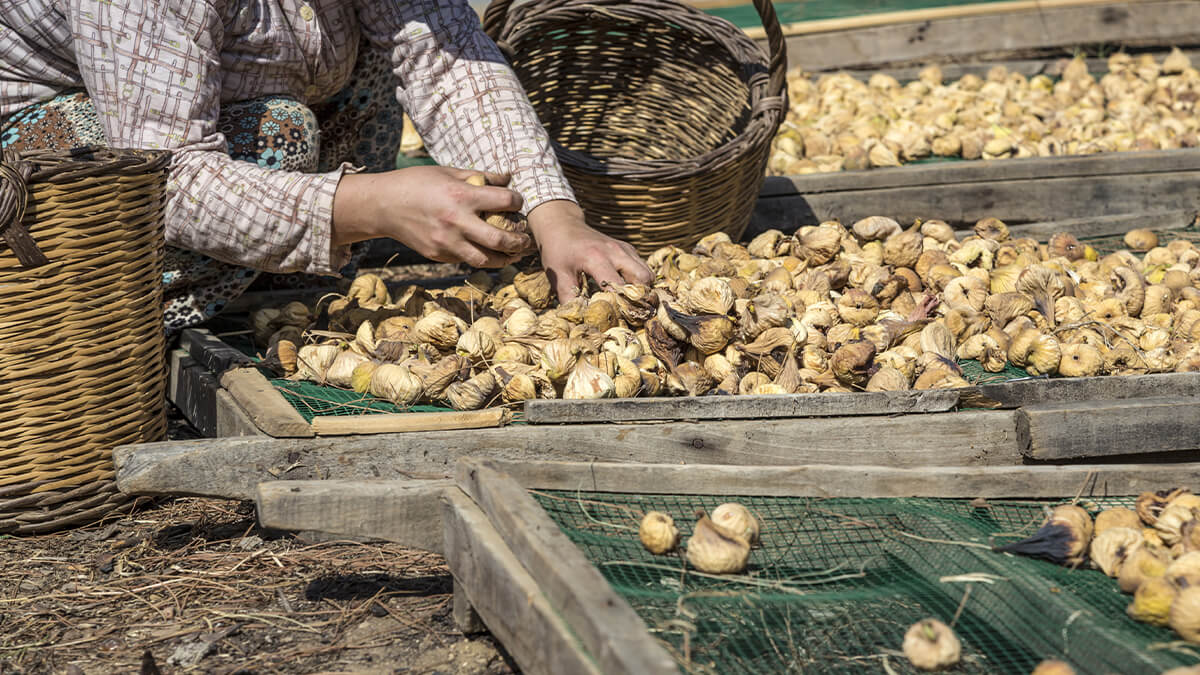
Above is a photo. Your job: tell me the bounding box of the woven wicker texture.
[483,0,787,255]
[0,147,171,534]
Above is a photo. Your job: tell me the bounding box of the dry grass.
[0,496,514,674]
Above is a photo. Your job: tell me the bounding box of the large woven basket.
[483,0,787,255]
[0,146,170,534]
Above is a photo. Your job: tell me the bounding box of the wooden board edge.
[310,408,510,435]
[180,327,255,374]
[755,1,1200,72]
[442,490,606,675]
[1006,211,1196,240]
[745,0,1148,39]
[214,389,268,438]
[169,349,265,438]
[455,461,680,675]
[764,154,1200,199]
[524,389,961,424]
[977,370,1200,408]
[478,458,1200,498]
[219,367,315,438]
[254,479,452,553]
[1018,396,1200,461]
[452,580,487,634]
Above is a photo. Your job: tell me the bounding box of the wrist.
[331,172,384,246]
[527,199,587,238]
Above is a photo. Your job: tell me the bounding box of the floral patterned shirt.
[0,0,574,274]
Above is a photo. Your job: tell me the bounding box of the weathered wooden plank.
[485,459,1200,498]
[760,150,1200,197]
[1005,210,1195,240]
[456,461,678,675]
[254,479,453,553]
[1018,396,1200,461]
[218,367,314,438]
[768,1,1200,72]
[442,491,604,675]
[748,197,1193,242]
[310,408,510,435]
[755,171,1200,230]
[168,349,220,438]
[180,328,255,374]
[831,49,1200,85]
[452,580,487,635]
[525,388,961,424]
[979,371,1200,408]
[214,390,267,438]
[748,0,1167,39]
[169,350,264,438]
[113,409,1022,499]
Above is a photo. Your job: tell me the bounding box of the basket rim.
[492,0,788,179]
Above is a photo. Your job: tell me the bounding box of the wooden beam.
[254,479,453,553]
[483,458,1200,498]
[828,49,1200,85]
[168,349,221,438]
[754,171,1200,231]
[218,367,314,438]
[978,371,1200,408]
[760,149,1200,197]
[764,1,1200,72]
[748,0,1149,39]
[1005,211,1196,240]
[455,462,678,675]
[442,491,605,674]
[524,388,961,424]
[113,409,1022,499]
[1018,396,1200,461]
[310,408,510,435]
[452,580,487,634]
[180,328,255,374]
[168,350,264,438]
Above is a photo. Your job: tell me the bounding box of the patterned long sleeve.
[354,0,577,214]
[2,0,578,272]
[22,0,353,275]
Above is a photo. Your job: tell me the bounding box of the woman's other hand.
[527,200,652,301]
[332,166,532,268]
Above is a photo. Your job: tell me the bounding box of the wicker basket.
[483,0,787,255]
[0,146,170,534]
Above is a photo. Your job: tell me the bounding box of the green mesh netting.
[957,359,1031,385]
[269,378,454,422]
[533,492,1196,674]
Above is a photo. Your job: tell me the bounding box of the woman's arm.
[354,0,651,298]
[69,0,353,275]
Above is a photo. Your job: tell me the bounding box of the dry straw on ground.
[0,497,514,674]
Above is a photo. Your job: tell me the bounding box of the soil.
[0,412,518,675]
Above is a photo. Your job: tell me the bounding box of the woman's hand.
[332,166,532,268]
[528,200,652,301]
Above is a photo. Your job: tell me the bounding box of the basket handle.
[481,0,517,60]
[752,0,787,100]
[483,0,787,99]
[0,155,48,269]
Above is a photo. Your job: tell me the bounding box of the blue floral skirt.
[0,44,403,332]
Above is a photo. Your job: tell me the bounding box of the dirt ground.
[0,410,517,675]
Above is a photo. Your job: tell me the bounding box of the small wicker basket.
[483,0,787,255]
[0,146,170,534]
